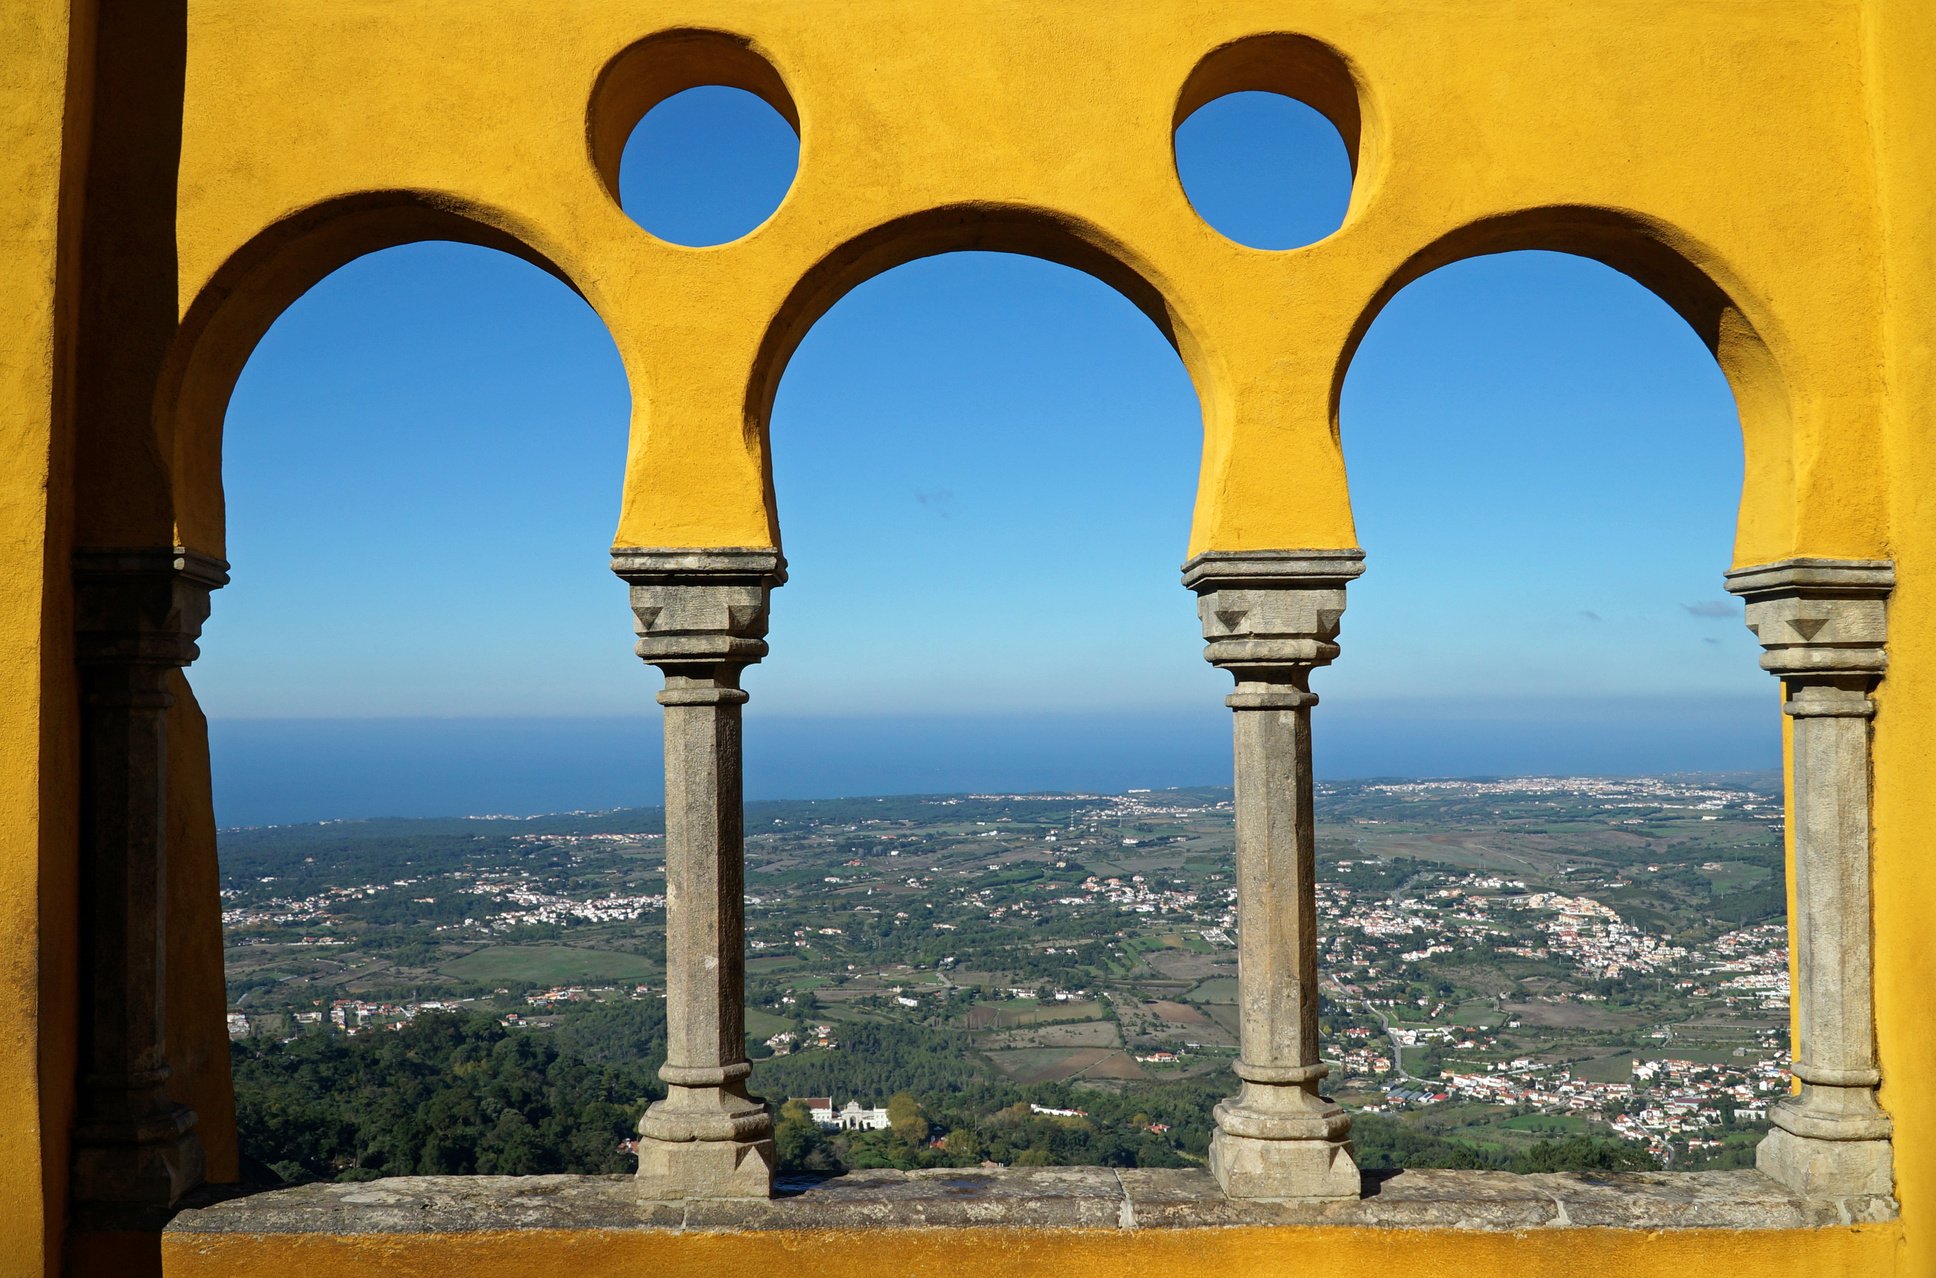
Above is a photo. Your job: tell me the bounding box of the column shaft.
[658,675,750,1084]
[79,666,172,1100]
[1229,684,1322,1080]
[1788,685,1879,1094]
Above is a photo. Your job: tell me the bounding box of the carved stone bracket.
[1725,557,1894,1199]
[70,548,227,1206]
[612,548,785,1199]
[1183,550,1364,1200]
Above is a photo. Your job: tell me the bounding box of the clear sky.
[196,89,1771,823]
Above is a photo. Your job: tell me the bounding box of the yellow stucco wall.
[0,3,85,1276]
[3,1,1931,1274]
[155,1222,1908,1278]
[1862,0,1936,1270]
[158,0,1896,569]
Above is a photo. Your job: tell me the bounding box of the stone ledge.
[160,1167,1895,1236]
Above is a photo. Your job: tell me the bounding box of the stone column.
[613,548,785,1199]
[1183,549,1364,1200]
[1726,558,1894,1198]
[70,548,226,1205]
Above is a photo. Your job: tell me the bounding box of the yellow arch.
[737,202,1214,550]
[1335,206,1796,567]
[160,191,624,559]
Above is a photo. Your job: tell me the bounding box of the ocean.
[208,695,1778,826]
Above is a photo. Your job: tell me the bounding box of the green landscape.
[224,775,1790,1182]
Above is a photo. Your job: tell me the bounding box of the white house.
[799,1097,892,1131]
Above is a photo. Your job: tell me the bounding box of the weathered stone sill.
[160,1167,1897,1236]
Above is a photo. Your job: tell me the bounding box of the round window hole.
[1175,90,1352,250]
[618,85,799,247]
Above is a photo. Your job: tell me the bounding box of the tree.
[774,1099,824,1173]
[887,1091,930,1144]
[943,1127,981,1162]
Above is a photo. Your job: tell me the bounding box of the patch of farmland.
[1500,998,1640,1031]
[437,945,656,987]
[1571,1053,1635,1083]
[986,1046,1119,1085]
[1074,1051,1147,1081]
[1187,976,1238,1004]
[744,1008,794,1038]
[983,1020,1120,1050]
[1149,1000,1213,1026]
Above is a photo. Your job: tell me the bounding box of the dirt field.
[985,1046,1120,1084]
[1204,1003,1243,1037]
[1143,949,1225,982]
[965,999,1105,1030]
[1571,1053,1636,1083]
[1074,1050,1147,1081]
[981,1020,1121,1050]
[1500,998,1641,1030]
[1149,999,1213,1025]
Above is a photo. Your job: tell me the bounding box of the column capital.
[1724,557,1892,682]
[1181,549,1365,675]
[611,547,786,670]
[73,547,229,669]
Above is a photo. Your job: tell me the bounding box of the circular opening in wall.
[1174,90,1353,250]
[617,84,800,246]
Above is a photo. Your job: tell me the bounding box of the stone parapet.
[162,1167,1897,1236]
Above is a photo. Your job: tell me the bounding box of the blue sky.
[196,90,1771,822]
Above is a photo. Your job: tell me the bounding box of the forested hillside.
[232,1009,1651,1183]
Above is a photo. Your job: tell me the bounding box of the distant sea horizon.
[207,696,1779,828]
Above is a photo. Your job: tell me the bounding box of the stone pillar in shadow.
[1183,549,1364,1200]
[613,548,785,1199]
[70,548,226,1205]
[1726,558,1895,1198]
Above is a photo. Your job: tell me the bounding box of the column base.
[634,1083,775,1199]
[1756,1124,1892,1198]
[71,1103,205,1205]
[634,1135,775,1199]
[1210,1128,1360,1200]
[1210,1080,1360,1199]
[1208,1123,1362,1200]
